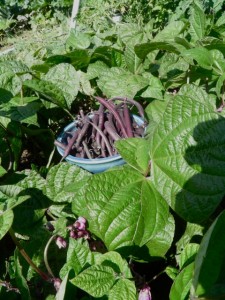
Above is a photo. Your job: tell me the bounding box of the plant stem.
[9,228,50,281]
[44,235,56,278]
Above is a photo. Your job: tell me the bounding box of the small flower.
[55,236,67,249]
[138,285,151,300]
[77,216,86,224]
[53,278,61,292]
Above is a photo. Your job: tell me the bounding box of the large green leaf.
[154,21,185,42]
[97,67,149,98]
[23,79,67,109]
[70,265,116,297]
[149,95,225,222]
[72,166,169,254]
[0,209,13,240]
[44,63,80,109]
[191,210,225,298]
[44,163,91,203]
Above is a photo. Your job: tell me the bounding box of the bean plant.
[1,0,225,299]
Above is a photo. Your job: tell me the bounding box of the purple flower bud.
[53,278,61,292]
[73,221,86,231]
[55,236,67,249]
[70,230,78,239]
[138,285,151,300]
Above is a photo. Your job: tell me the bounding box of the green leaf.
[108,278,136,300]
[44,163,91,203]
[56,271,69,300]
[176,223,204,253]
[23,79,67,109]
[169,262,194,300]
[124,43,144,74]
[146,213,175,258]
[72,167,169,254]
[86,61,109,80]
[0,98,42,126]
[0,166,7,178]
[181,47,213,70]
[96,251,132,279]
[149,95,225,222]
[0,72,21,96]
[154,21,185,42]
[66,30,91,50]
[135,42,180,59]
[191,210,225,298]
[115,138,150,175]
[70,265,116,297]
[165,266,178,280]
[0,170,48,230]
[14,251,31,299]
[97,67,149,98]
[178,84,216,109]
[189,1,206,41]
[44,63,80,109]
[177,243,199,270]
[60,238,95,278]
[0,209,13,240]
[0,61,30,74]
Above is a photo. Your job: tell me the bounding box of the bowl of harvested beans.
[55,97,146,173]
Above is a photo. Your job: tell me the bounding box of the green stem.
[9,228,50,281]
[44,235,56,278]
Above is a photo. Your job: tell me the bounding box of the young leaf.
[0,209,13,240]
[70,265,116,297]
[191,210,225,298]
[149,95,225,222]
[169,262,194,300]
